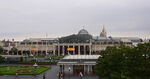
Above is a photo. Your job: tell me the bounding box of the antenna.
[83,26,85,29]
[46,33,48,38]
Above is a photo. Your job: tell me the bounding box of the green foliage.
[10,47,18,54]
[18,61,57,65]
[0,66,50,75]
[95,43,150,79]
[0,46,4,54]
[0,56,5,63]
[51,55,64,60]
[20,57,24,62]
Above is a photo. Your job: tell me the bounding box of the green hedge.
[50,56,64,60]
[18,61,57,65]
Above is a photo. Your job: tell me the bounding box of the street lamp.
[5,57,7,64]
[68,67,71,79]
[33,63,38,76]
[49,57,51,62]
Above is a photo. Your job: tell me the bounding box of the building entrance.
[73,65,84,74]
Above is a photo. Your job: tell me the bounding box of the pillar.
[58,45,60,56]
[78,45,80,55]
[87,65,90,74]
[21,50,23,56]
[67,45,69,55]
[53,45,56,56]
[89,45,92,55]
[84,45,86,55]
[62,46,65,55]
[73,45,75,55]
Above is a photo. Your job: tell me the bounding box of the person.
[43,73,46,79]
[57,72,60,79]
[79,72,83,79]
[60,73,63,79]
[16,72,18,77]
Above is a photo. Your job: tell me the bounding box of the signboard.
[32,48,38,51]
[67,48,75,51]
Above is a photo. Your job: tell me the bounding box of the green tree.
[95,43,150,79]
[0,46,4,54]
[0,56,4,63]
[10,47,18,55]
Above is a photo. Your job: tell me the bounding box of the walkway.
[0,65,99,79]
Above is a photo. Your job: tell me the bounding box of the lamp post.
[5,57,7,64]
[49,57,51,62]
[33,63,38,76]
[68,67,71,79]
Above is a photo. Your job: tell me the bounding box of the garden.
[0,66,50,75]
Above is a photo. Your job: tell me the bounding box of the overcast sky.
[0,0,150,41]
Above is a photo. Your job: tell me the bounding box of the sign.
[32,48,38,51]
[67,48,75,51]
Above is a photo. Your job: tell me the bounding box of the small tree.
[10,47,18,55]
[0,46,4,54]
[0,56,4,63]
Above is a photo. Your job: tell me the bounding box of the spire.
[100,25,107,37]
[46,33,48,38]
[102,25,105,32]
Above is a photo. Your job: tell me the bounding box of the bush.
[0,56,4,63]
[18,61,57,65]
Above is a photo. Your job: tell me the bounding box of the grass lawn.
[0,66,50,75]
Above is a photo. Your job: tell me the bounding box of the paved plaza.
[0,65,99,79]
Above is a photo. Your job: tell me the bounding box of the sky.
[0,0,150,41]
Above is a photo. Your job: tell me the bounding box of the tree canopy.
[10,47,18,55]
[0,46,4,54]
[95,43,150,79]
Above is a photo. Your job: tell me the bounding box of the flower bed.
[0,66,50,75]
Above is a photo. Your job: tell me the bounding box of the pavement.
[0,65,99,79]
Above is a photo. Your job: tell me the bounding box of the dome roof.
[78,29,89,35]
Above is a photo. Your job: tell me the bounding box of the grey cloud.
[0,0,150,40]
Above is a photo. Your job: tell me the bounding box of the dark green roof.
[59,34,92,43]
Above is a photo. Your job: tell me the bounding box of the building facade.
[0,27,143,56]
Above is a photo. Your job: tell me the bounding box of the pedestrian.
[16,72,18,77]
[60,73,63,79]
[57,72,60,79]
[43,73,46,79]
[79,72,83,79]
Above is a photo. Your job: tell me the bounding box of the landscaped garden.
[18,61,57,65]
[0,66,50,75]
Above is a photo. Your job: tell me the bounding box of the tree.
[10,47,18,55]
[0,56,4,63]
[0,46,4,54]
[95,43,150,79]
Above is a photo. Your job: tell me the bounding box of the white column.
[84,45,86,55]
[67,45,69,55]
[87,65,90,74]
[89,45,92,55]
[53,45,55,56]
[78,45,80,55]
[62,46,65,55]
[73,45,75,55]
[21,50,23,56]
[30,50,32,56]
[58,45,60,56]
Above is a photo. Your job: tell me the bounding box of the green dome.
[78,29,89,35]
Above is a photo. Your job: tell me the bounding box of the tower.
[100,25,107,37]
